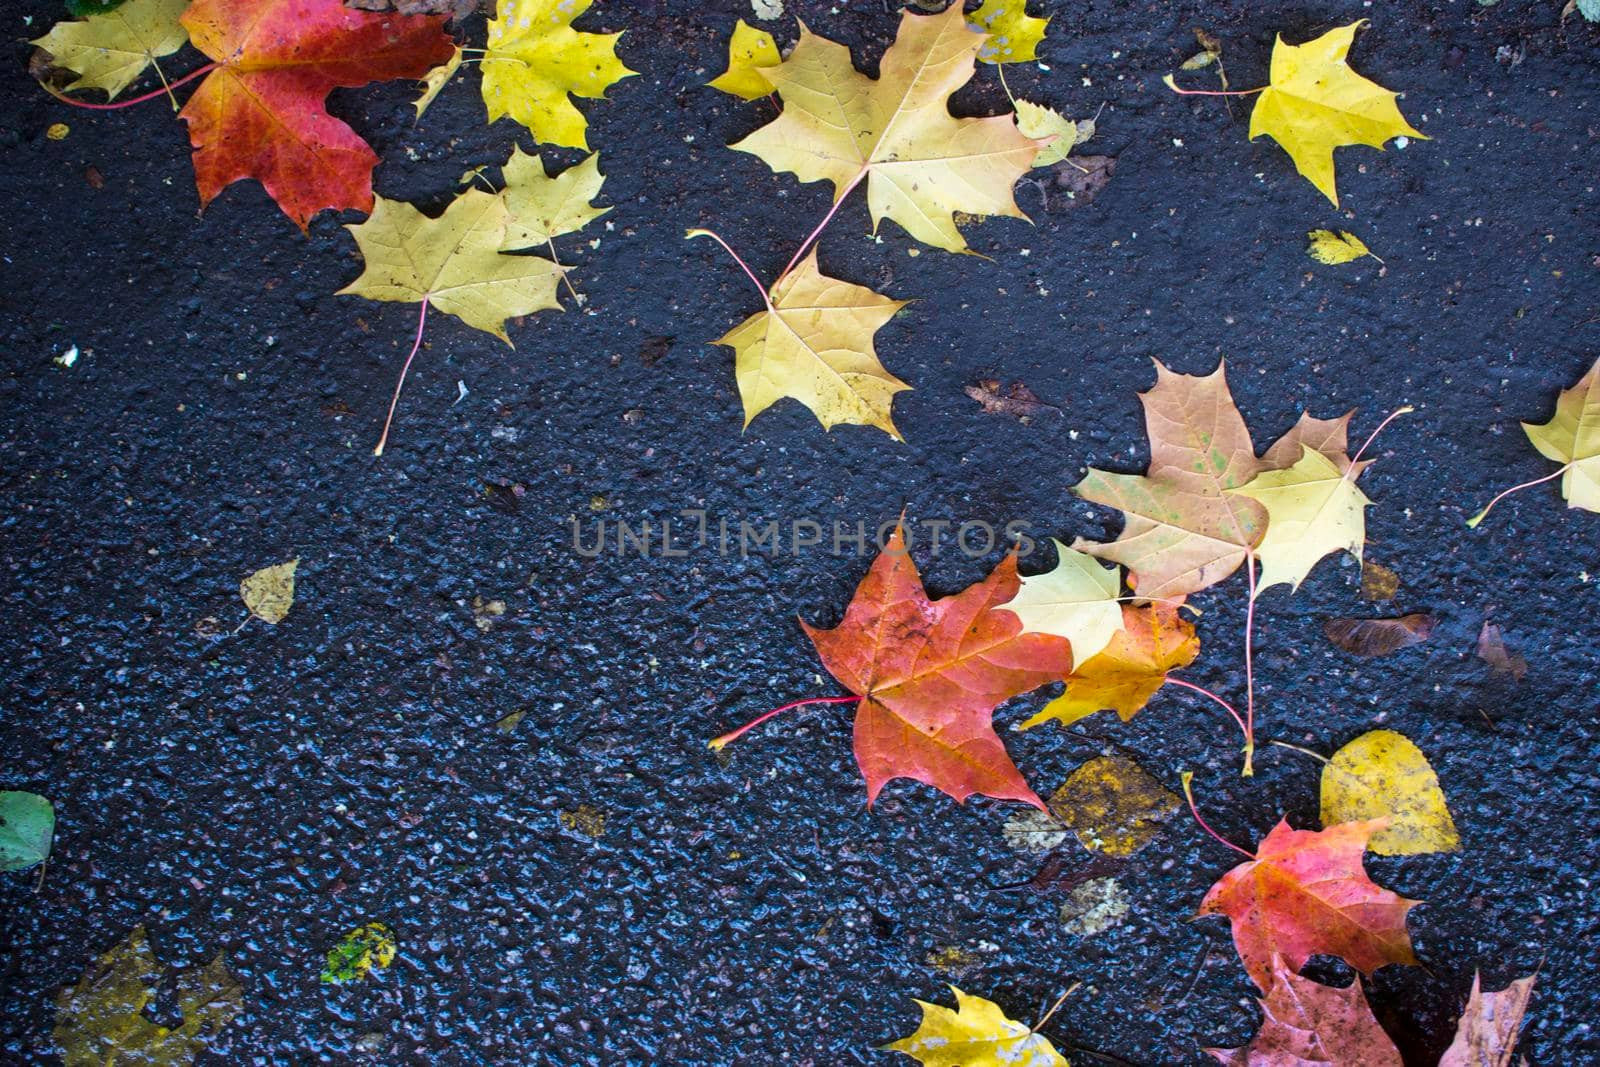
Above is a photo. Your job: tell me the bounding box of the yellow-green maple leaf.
[696,240,909,439]
[1231,444,1374,596]
[31,0,188,100]
[482,0,636,150]
[885,986,1068,1067]
[500,148,610,249]
[1249,21,1426,206]
[707,19,780,100]
[1013,99,1078,167]
[1002,540,1124,665]
[731,4,1044,253]
[339,188,563,344]
[413,44,463,120]
[967,0,1050,65]
[1307,228,1376,265]
[1518,356,1600,515]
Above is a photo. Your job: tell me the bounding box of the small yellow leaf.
[1013,99,1077,168]
[1518,356,1600,516]
[967,0,1050,65]
[500,147,610,248]
[885,986,1069,1067]
[47,123,70,141]
[1048,755,1179,857]
[31,0,189,101]
[707,19,780,100]
[1322,729,1460,855]
[240,558,298,625]
[1230,444,1374,595]
[1249,21,1426,206]
[1307,229,1374,264]
[413,44,463,120]
[1002,540,1123,664]
[481,0,637,150]
[321,923,397,984]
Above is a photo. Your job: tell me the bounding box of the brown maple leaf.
[1439,972,1536,1067]
[1198,818,1420,992]
[802,523,1075,808]
[1208,955,1402,1066]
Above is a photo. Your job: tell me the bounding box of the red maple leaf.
[1208,955,1402,1066]
[179,0,456,230]
[802,524,1075,809]
[1199,819,1420,992]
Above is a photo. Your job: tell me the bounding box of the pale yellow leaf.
[1013,99,1076,168]
[1307,228,1375,264]
[1230,445,1374,595]
[241,558,298,625]
[500,147,610,248]
[885,986,1068,1067]
[1519,356,1600,515]
[1002,540,1123,664]
[31,0,189,100]
[413,44,463,120]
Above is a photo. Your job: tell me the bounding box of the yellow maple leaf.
[967,0,1050,65]
[1013,99,1078,168]
[885,986,1068,1067]
[707,19,780,100]
[697,241,910,438]
[1230,444,1374,596]
[31,0,188,100]
[1001,540,1124,665]
[1021,603,1199,730]
[500,148,611,249]
[1321,729,1459,856]
[339,188,564,344]
[1306,228,1377,265]
[731,4,1044,253]
[1249,21,1426,206]
[413,44,463,120]
[482,0,636,150]
[1520,357,1600,514]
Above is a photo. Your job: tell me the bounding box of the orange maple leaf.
[179,0,456,230]
[1199,818,1419,991]
[1019,602,1200,730]
[802,524,1074,809]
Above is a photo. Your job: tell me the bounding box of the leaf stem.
[1032,982,1081,1033]
[1267,739,1329,764]
[546,238,580,302]
[41,61,218,110]
[776,167,868,284]
[373,300,430,458]
[708,695,860,751]
[996,62,1017,107]
[1346,405,1414,476]
[1467,463,1570,528]
[1180,771,1254,858]
[686,228,773,310]
[1241,547,1257,777]
[1161,74,1265,97]
[1165,677,1246,737]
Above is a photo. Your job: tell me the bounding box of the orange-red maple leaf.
[802,525,1075,809]
[179,0,456,230]
[1199,819,1419,992]
[1208,955,1401,1066]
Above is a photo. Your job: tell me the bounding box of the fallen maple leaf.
[967,0,1050,65]
[178,0,456,230]
[1199,818,1420,992]
[696,242,910,439]
[1207,955,1402,1066]
[1248,21,1426,207]
[1230,440,1374,596]
[1321,729,1459,856]
[31,0,188,100]
[481,0,636,149]
[1019,602,1199,730]
[801,523,1075,808]
[731,4,1043,253]
[499,148,611,251]
[708,19,780,100]
[1470,355,1600,526]
[1073,360,1266,599]
[1307,228,1379,265]
[1324,613,1434,657]
[1001,539,1125,666]
[1439,972,1536,1067]
[885,986,1068,1067]
[413,44,464,119]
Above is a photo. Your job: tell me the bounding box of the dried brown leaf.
[1324,614,1435,658]
[964,379,1055,419]
[1477,621,1528,681]
[1360,560,1400,601]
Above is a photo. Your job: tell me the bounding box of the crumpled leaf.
[241,558,298,624]
[885,986,1068,1067]
[1073,360,1267,599]
[964,378,1054,419]
[481,0,636,149]
[1360,560,1399,601]
[1002,540,1124,666]
[1048,754,1179,856]
[413,44,463,119]
[708,19,780,99]
[1002,808,1068,853]
[1059,875,1130,936]
[178,0,455,230]
[1198,818,1419,992]
[800,523,1075,808]
[499,148,611,249]
[339,188,564,344]
[1324,613,1434,657]
[1480,355,1600,521]
[1248,21,1427,207]
[321,922,397,984]
[0,791,55,873]
[1322,729,1459,856]
[731,4,1043,253]
[54,926,241,1066]
[31,0,187,100]
[1230,438,1375,596]
[1020,602,1199,730]
[1439,972,1536,1067]
[1306,229,1376,265]
[967,0,1050,65]
[698,242,910,439]
[1207,955,1402,1066]
[1476,621,1528,681]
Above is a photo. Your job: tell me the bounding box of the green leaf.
[321,922,397,984]
[0,790,54,872]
